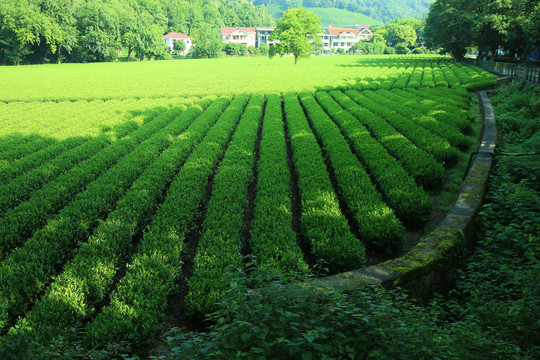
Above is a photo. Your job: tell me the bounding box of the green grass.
[0,55,448,103]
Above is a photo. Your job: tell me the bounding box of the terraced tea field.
[0,55,496,353]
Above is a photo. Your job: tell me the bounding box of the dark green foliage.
[0,0,274,65]
[0,102,208,331]
[315,91,432,227]
[444,82,540,358]
[86,95,249,349]
[156,82,539,360]
[298,91,405,252]
[186,95,264,315]
[424,0,540,62]
[282,92,366,271]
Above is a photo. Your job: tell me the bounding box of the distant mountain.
[266,4,382,26]
[255,0,433,24]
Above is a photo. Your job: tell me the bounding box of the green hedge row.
[380,89,473,151]
[0,98,145,187]
[282,92,365,272]
[411,86,470,111]
[398,89,473,134]
[249,94,308,278]
[85,95,250,348]
[0,137,56,163]
[314,91,432,228]
[0,137,98,216]
[0,133,41,153]
[441,64,461,87]
[332,90,444,190]
[349,89,459,166]
[299,92,404,252]
[0,136,87,186]
[358,90,461,166]
[0,106,172,257]
[391,68,413,89]
[0,100,211,330]
[186,95,264,315]
[406,65,423,89]
[6,96,232,345]
[430,86,471,105]
[456,64,497,90]
[420,67,436,88]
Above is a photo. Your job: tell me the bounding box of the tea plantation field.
[0,55,496,353]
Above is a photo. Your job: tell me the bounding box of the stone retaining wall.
[315,91,497,299]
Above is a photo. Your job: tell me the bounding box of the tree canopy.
[269,7,322,64]
[0,0,274,65]
[424,0,540,61]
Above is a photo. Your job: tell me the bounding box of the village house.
[162,32,192,54]
[321,25,373,51]
[220,27,258,48]
[220,25,372,52]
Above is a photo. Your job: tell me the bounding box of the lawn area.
[0,55,448,102]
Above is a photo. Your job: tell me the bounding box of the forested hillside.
[0,0,274,65]
[254,0,433,23]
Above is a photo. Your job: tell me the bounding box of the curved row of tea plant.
[249,94,308,278]
[0,106,176,257]
[329,90,444,190]
[6,97,232,345]
[298,92,404,252]
[348,89,459,166]
[314,91,432,227]
[85,95,250,348]
[360,90,461,166]
[378,89,472,150]
[0,101,210,329]
[186,95,264,315]
[282,92,365,272]
[399,88,473,134]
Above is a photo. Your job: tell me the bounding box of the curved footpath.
[315,91,497,298]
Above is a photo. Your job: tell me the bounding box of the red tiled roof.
[220,27,256,34]
[162,32,190,39]
[327,26,371,36]
[328,27,360,36]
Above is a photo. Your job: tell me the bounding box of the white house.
[163,32,192,54]
[323,25,373,51]
[219,25,372,52]
[220,27,257,48]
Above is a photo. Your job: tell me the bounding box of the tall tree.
[190,22,222,58]
[474,0,513,60]
[269,7,322,64]
[424,0,476,61]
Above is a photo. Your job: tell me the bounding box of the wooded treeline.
[0,0,274,65]
[425,0,540,62]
